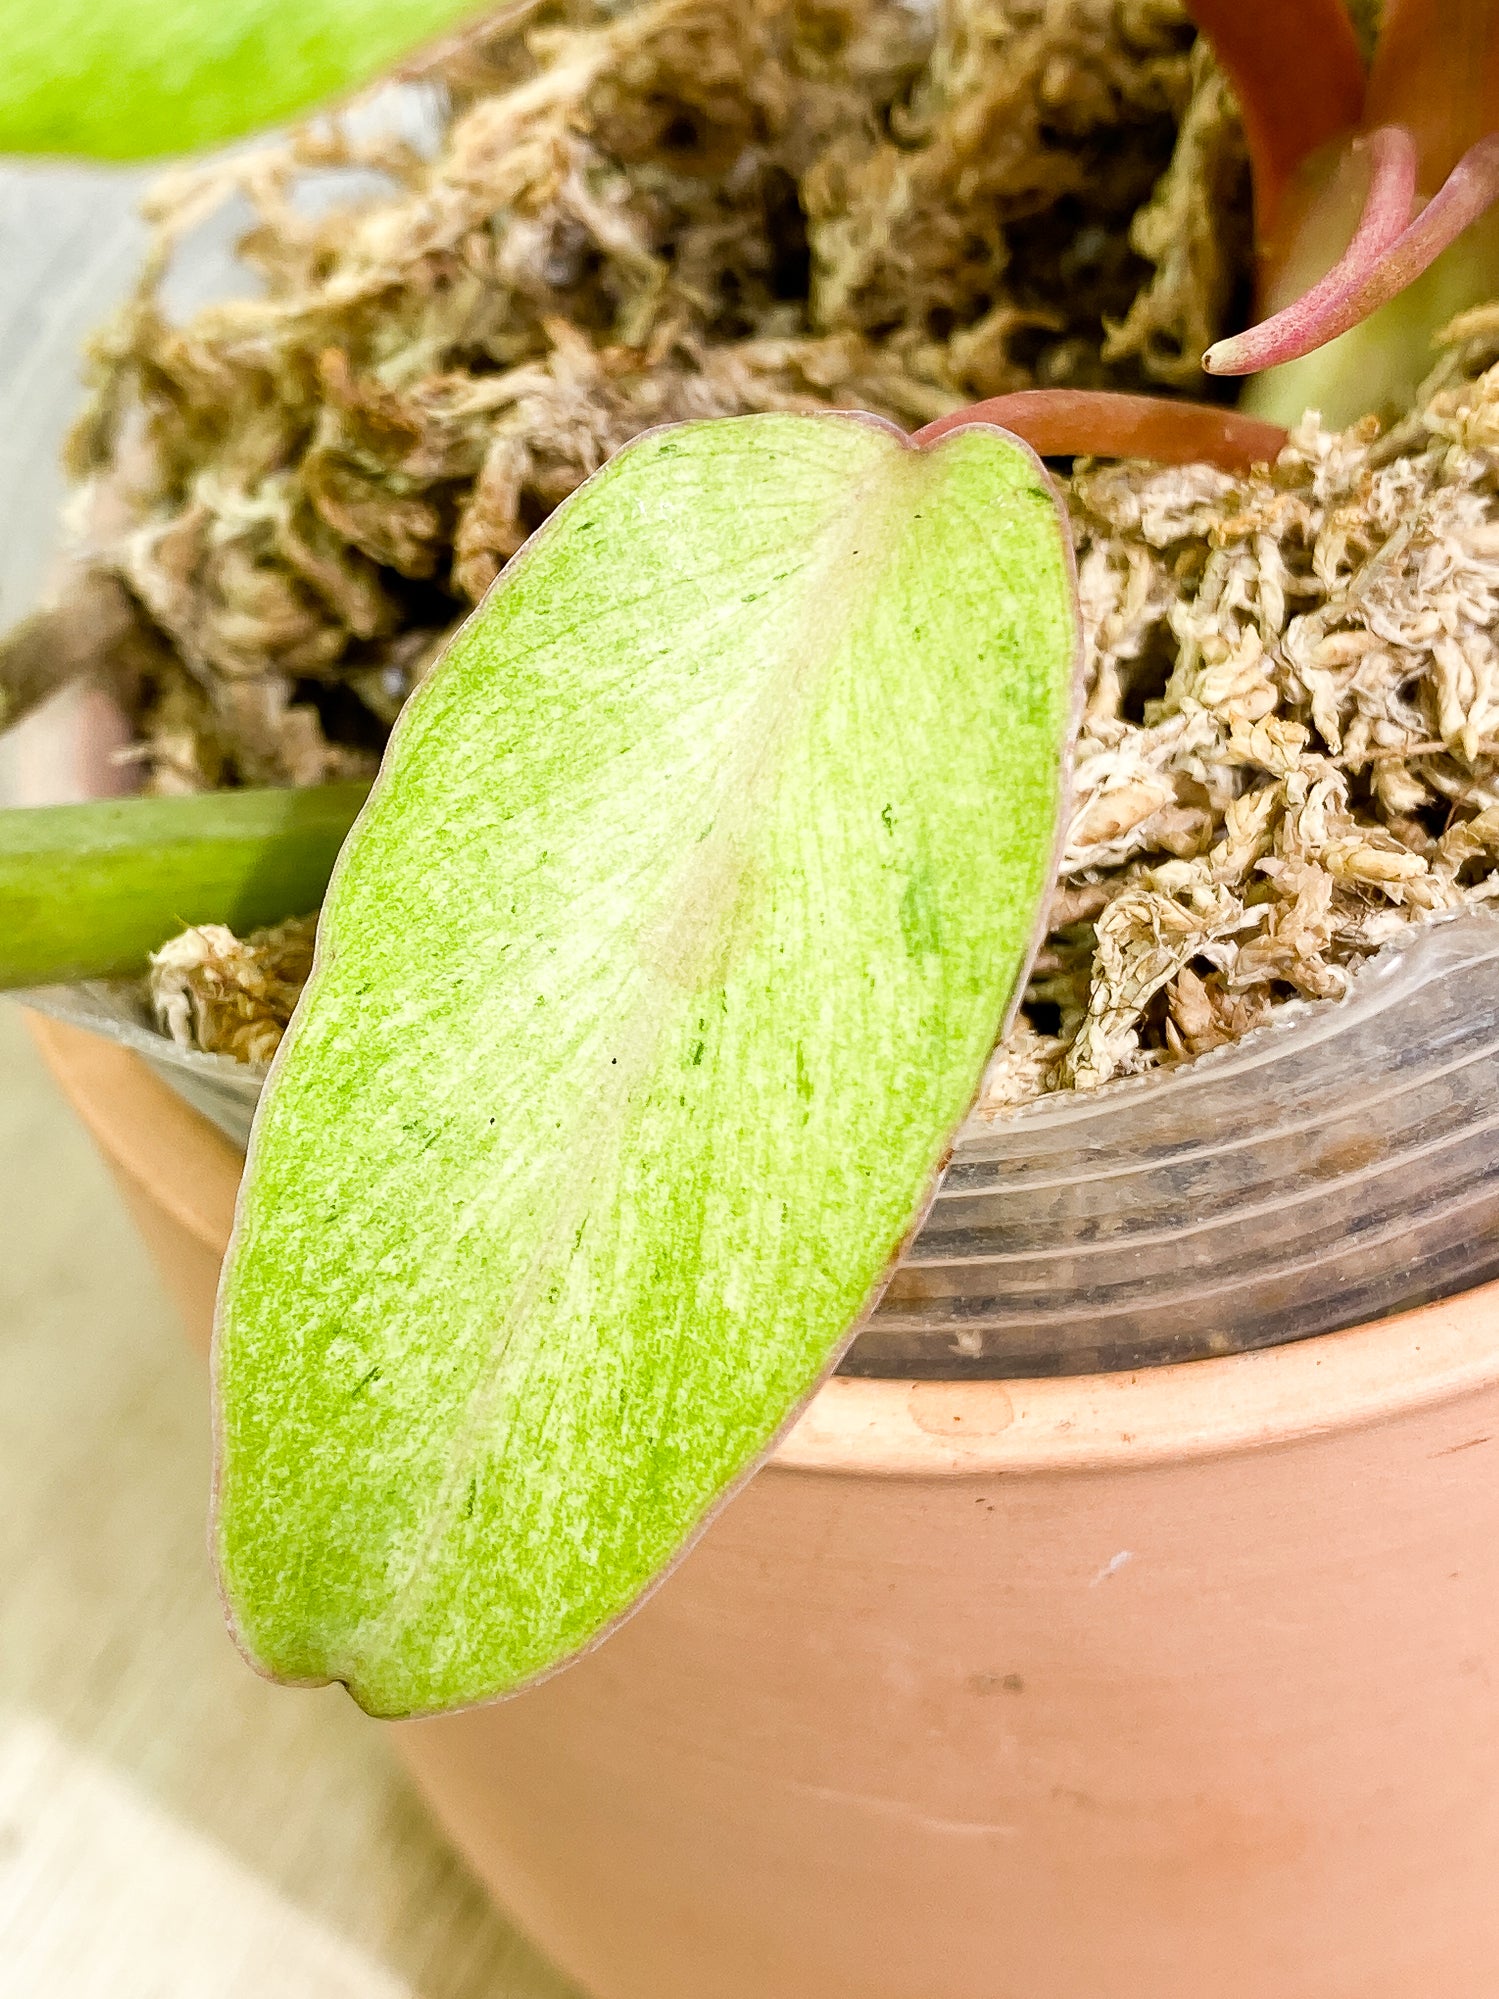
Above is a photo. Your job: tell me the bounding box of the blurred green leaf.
[0,0,486,159]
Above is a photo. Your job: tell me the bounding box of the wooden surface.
[0,1001,577,1997]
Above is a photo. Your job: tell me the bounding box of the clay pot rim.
[31,1009,1499,1486]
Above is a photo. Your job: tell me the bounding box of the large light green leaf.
[0,0,484,159]
[214,411,1078,1718]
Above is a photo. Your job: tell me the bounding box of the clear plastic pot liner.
[6,155,1499,1378]
[18,904,1499,1377]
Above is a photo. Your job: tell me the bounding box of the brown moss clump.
[49,0,1245,792]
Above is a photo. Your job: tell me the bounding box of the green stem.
[0,783,368,991]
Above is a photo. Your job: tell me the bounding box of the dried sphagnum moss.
[147,337,1499,1095]
[150,915,318,1064]
[50,0,1499,1097]
[57,0,1239,791]
[988,330,1499,1108]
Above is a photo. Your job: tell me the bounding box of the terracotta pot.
[29,1008,1499,1999]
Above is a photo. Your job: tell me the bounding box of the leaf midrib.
[353,433,911,1682]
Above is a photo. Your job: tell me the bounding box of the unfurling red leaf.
[0,0,485,159]
[213,412,1078,1718]
[1184,0,1367,242]
[1206,128,1499,379]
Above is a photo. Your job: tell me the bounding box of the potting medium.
[8,122,1499,1379]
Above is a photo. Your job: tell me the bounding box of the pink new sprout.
[1193,0,1499,382]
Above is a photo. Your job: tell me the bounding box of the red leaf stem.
[912,392,1288,471]
[1185,0,1367,239]
[1365,0,1499,190]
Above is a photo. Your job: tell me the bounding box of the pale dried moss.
[149,915,318,1064]
[986,328,1499,1108]
[151,343,1499,1087]
[53,0,1244,791]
